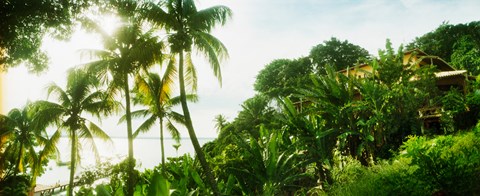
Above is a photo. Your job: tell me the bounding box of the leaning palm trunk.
[123,73,135,196]
[178,51,220,196]
[68,130,76,196]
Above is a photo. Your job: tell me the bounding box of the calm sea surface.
[37,137,214,185]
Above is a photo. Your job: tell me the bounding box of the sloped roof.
[434,70,467,78]
[404,49,455,71]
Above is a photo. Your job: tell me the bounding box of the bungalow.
[339,49,474,130]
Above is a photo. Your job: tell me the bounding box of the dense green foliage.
[255,38,370,99]
[2,1,480,195]
[310,37,370,71]
[255,58,313,99]
[329,126,480,195]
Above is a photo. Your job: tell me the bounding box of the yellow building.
[340,49,470,93]
[339,49,473,130]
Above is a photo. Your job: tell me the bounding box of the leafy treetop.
[0,0,97,73]
[309,37,370,72]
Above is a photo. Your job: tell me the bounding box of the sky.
[2,0,480,139]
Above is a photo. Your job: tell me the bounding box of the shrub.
[327,126,480,195]
[0,175,31,196]
[400,129,480,195]
[328,157,428,196]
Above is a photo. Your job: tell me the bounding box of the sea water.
[36,137,214,186]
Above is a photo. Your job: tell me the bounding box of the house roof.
[339,49,465,77]
[338,63,370,73]
[404,49,456,71]
[434,70,467,78]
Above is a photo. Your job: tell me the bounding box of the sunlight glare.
[100,14,122,35]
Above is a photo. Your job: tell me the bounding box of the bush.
[328,157,427,196]
[327,126,480,195]
[0,175,31,196]
[400,129,480,195]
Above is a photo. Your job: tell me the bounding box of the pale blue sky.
[3,0,480,138]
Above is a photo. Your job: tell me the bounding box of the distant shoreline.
[58,136,217,140]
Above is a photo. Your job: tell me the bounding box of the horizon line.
[59,135,217,140]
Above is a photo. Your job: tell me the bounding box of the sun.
[99,14,122,35]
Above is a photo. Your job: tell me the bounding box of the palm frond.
[38,129,61,163]
[141,1,176,30]
[167,111,186,125]
[169,94,197,105]
[133,114,157,138]
[78,49,114,62]
[134,73,157,106]
[45,83,71,106]
[78,123,100,164]
[192,31,229,84]
[87,121,112,141]
[191,5,232,31]
[30,101,65,131]
[184,52,198,92]
[119,109,151,124]
[79,17,111,40]
[160,59,177,100]
[165,119,181,143]
[66,68,97,104]
[82,91,119,118]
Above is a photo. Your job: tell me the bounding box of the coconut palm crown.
[31,68,118,196]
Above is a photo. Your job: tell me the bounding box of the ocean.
[36,137,214,185]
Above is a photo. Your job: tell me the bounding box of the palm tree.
[0,107,39,179]
[32,68,118,196]
[0,114,14,177]
[297,65,359,182]
[0,105,61,193]
[128,68,196,174]
[81,6,164,194]
[143,1,232,194]
[213,114,228,133]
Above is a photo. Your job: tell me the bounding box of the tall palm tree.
[144,1,232,194]
[32,68,118,196]
[81,3,164,194]
[128,67,196,174]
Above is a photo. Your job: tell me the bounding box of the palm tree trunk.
[68,130,76,196]
[160,118,166,175]
[14,142,24,176]
[178,51,220,196]
[124,73,135,196]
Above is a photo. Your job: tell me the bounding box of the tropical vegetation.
[1,0,480,195]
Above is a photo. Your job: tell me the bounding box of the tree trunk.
[68,130,76,196]
[178,51,220,196]
[124,73,135,196]
[14,142,24,176]
[160,118,166,175]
